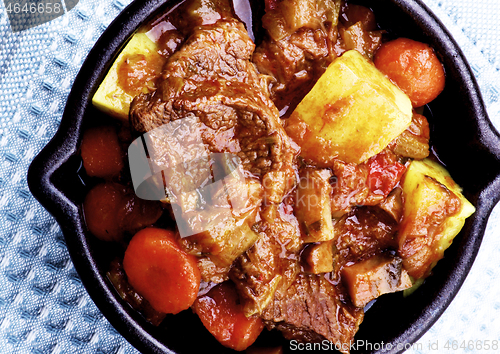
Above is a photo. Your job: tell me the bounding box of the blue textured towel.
[0,1,499,353]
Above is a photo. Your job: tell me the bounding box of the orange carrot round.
[83,182,123,242]
[81,125,124,178]
[123,228,201,314]
[83,182,162,242]
[374,38,445,107]
[193,282,264,351]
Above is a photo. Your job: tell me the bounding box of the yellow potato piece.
[288,50,412,165]
[402,159,475,258]
[92,32,160,121]
[400,159,475,294]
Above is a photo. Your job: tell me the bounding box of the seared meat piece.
[230,204,302,316]
[333,206,399,281]
[341,255,412,308]
[262,274,363,354]
[130,0,299,308]
[253,0,341,112]
[130,8,295,194]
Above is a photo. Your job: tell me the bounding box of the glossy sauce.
[117,13,183,96]
[81,0,460,350]
[117,53,166,96]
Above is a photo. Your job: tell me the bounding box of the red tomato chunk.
[366,151,406,197]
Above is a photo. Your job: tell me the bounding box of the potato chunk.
[398,159,475,279]
[342,255,412,308]
[92,33,163,120]
[286,50,412,165]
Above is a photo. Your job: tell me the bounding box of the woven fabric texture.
[0,1,499,353]
[0,1,138,353]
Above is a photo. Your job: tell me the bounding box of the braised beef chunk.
[130,9,295,191]
[230,204,302,316]
[262,274,363,354]
[341,255,412,308]
[130,0,300,316]
[333,206,399,280]
[253,0,341,112]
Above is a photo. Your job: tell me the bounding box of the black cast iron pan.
[28,0,500,353]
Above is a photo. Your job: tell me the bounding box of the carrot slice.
[374,38,445,107]
[83,182,123,242]
[83,182,162,242]
[193,282,264,351]
[81,125,124,178]
[123,228,201,314]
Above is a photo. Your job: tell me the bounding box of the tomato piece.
[81,126,124,178]
[374,38,445,107]
[123,228,201,314]
[366,151,406,197]
[193,282,264,351]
